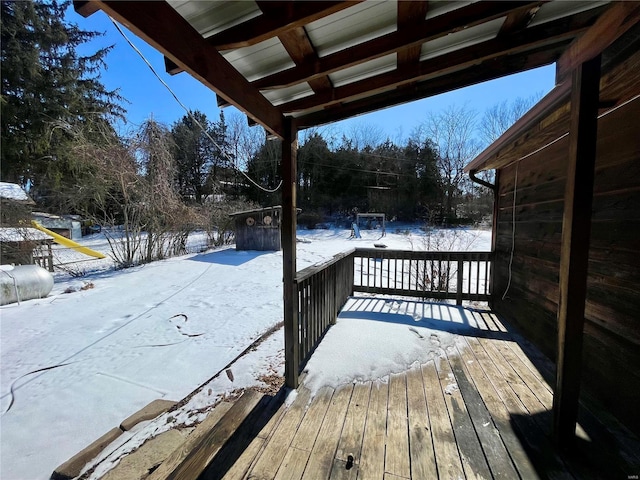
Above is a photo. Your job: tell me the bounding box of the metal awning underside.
[75,1,627,139]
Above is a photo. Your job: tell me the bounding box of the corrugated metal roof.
[78,0,619,136]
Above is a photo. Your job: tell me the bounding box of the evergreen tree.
[172,111,233,203]
[0,0,124,197]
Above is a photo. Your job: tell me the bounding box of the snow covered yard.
[0,226,489,480]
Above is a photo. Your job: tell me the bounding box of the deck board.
[197,308,639,480]
[384,373,410,479]
[358,380,389,480]
[435,355,492,480]
[334,382,371,464]
[405,367,437,480]
[421,361,466,479]
[301,384,353,480]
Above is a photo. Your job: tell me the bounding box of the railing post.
[456,258,463,305]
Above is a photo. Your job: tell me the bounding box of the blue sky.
[75,8,556,144]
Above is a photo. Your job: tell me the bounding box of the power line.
[109,17,282,193]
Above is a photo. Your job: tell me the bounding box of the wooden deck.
[199,306,640,480]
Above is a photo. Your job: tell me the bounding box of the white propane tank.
[0,265,54,305]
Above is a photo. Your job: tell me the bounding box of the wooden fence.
[293,248,492,373]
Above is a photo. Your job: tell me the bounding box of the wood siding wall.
[493,98,640,433]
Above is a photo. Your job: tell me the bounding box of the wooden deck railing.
[293,248,492,373]
[353,249,492,304]
[295,250,355,364]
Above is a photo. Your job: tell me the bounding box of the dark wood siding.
[493,97,640,433]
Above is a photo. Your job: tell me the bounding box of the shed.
[32,212,82,240]
[465,29,640,435]
[0,227,54,271]
[230,206,282,251]
[0,182,35,227]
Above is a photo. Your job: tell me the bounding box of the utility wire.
[109,17,282,193]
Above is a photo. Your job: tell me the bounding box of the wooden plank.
[302,384,354,480]
[148,390,262,480]
[274,447,311,480]
[202,394,285,480]
[384,373,410,478]
[435,357,492,480]
[248,387,311,479]
[556,2,640,82]
[382,474,407,480]
[448,354,520,480]
[405,368,437,480]
[421,361,465,479]
[334,382,371,463]
[220,437,264,480]
[358,380,389,480]
[291,387,334,451]
[329,458,358,480]
[453,342,540,480]
[464,337,573,480]
[553,55,601,448]
[282,119,299,388]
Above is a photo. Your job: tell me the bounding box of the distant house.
[230,206,282,251]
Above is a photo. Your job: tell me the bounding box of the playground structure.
[356,213,386,236]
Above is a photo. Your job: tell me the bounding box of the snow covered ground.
[0,225,490,480]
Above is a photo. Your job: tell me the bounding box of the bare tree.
[348,121,385,151]
[419,104,482,218]
[479,94,542,146]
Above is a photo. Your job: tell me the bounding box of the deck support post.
[553,55,600,448]
[282,118,300,389]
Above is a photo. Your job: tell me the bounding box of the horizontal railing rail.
[293,247,492,374]
[353,248,492,304]
[295,249,355,366]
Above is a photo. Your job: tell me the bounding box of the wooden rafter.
[396,1,429,67]
[281,11,595,115]
[498,1,545,36]
[206,1,360,51]
[294,41,568,129]
[277,27,332,94]
[556,2,640,82]
[74,0,285,138]
[252,1,540,91]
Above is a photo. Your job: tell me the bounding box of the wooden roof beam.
[253,2,542,90]
[556,2,640,82]
[281,12,595,114]
[396,1,429,67]
[294,42,568,129]
[74,0,285,139]
[498,2,545,36]
[206,1,360,51]
[277,27,333,94]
